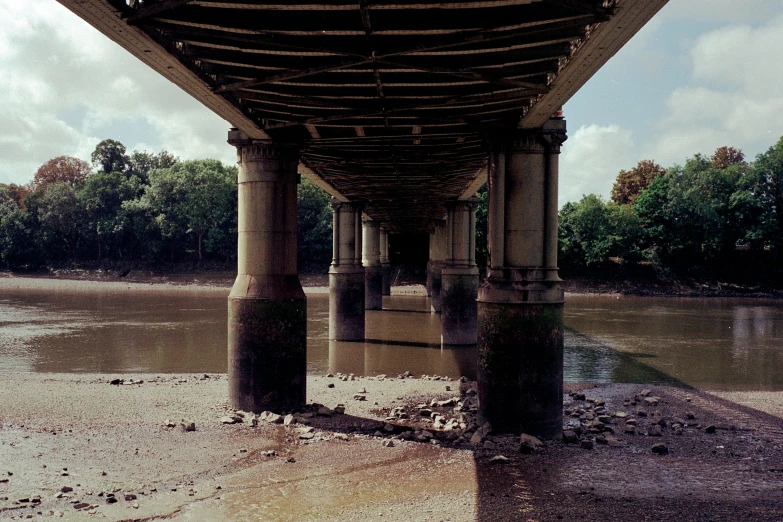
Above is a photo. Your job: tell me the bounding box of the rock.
[562,430,579,444]
[383,423,395,433]
[470,422,492,444]
[353,394,367,401]
[437,398,457,407]
[124,494,137,501]
[250,416,259,427]
[333,404,346,414]
[298,432,315,440]
[382,440,394,448]
[106,496,118,504]
[220,416,240,425]
[623,424,635,434]
[295,426,315,434]
[606,436,623,448]
[651,443,669,455]
[61,487,73,493]
[705,425,717,434]
[334,434,349,441]
[261,450,276,457]
[483,440,496,450]
[317,406,333,417]
[519,434,542,454]
[647,425,662,437]
[267,413,283,424]
[109,379,121,386]
[181,421,196,432]
[573,392,586,401]
[73,503,90,510]
[644,397,660,406]
[419,408,433,417]
[489,455,509,464]
[164,419,176,428]
[640,389,652,397]
[636,410,647,417]
[286,457,296,463]
[580,440,594,450]
[283,414,296,426]
[327,383,335,389]
[686,412,696,420]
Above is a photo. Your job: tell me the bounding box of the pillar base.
[381,262,391,296]
[228,275,306,413]
[440,266,479,345]
[365,265,383,310]
[329,267,365,341]
[476,276,564,438]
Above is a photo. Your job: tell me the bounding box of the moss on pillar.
[228,296,307,413]
[477,302,564,438]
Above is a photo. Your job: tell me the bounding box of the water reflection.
[0,283,782,391]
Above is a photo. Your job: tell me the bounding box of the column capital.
[227,129,300,161]
[541,117,568,154]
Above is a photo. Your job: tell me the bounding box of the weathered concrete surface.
[440,268,479,345]
[364,265,383,311]
[2,376,783,521]
[477,302,563,438]
[328,269,365,341]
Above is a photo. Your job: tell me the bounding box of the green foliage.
[297,178,332,272]
[91,139,129,174]
[474,184,488,270]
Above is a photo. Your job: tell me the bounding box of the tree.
[127,150,178,183]
[78,171,141,259]
[91,139,129,174]
[31,156,90,190]
[753,137,783,251]
[297,178,333,271]
[132,159,237,261]
[610,160,667,205]
[0,184,31,208]
[474,184,488,269]
[711,146,745,169]
[24,182,80,261]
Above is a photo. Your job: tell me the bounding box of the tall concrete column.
[362,215,383,310]
[329,200,365,340]
[477,117,567,438]
[441,199,479,345]
[380,229,391,296]
[226,130,305,413]
[427,220,447,313]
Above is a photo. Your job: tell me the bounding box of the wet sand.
[1,374,783,521]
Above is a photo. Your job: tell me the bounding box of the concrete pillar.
[329,199,365,340]
[427,220,447,313]
[441,199,479,345]
[362,215,383,310]
[477,117,567,438]
[226,130,305,413]
[380,229,391,296]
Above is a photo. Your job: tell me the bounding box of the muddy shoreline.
[1,375,782,521]
[3,269,782,299]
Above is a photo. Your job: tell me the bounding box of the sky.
[1,0,782,206]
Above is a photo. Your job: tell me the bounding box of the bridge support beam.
[441,199,479,345]
[380,229,391,296]
[478,117,567,437]
[227,130,306,413]
[329,200,365,340]
[427,220,447,313]
[362,215,383,310]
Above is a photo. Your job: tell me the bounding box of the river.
[1,280,781,391]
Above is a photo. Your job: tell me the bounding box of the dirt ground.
[1,374,783,521]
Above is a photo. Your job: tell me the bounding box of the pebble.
[283,414,297,426]
[382,440,394,448]
[562,430,579,444]
[519,433,543,454]
[327,383,335,388]
[651,443,669,455]
[181,421,196,432]
[333,405,346,415]
[647,425,662,437]
[219,416,240,425]
[489,455,509,465]
[705,425,717,434]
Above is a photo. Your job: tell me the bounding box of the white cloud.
[0,0,235,185]
[657,0,781,25]
[647,15,783,164]
[559,124,635,206]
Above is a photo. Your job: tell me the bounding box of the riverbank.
[4,269,782,298]
[1,374,782,521]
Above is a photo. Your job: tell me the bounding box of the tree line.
[0,139,333,271]
[3,136,783,284]
[554,139,783,283]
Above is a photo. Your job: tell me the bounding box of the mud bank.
[1,375,782,521]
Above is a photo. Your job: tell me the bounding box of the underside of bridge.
[59,0,668,437]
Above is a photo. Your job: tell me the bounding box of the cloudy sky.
[1,1,782,206]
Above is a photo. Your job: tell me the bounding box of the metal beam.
[125,0,195,23]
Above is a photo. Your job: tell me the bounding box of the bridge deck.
[58,0,667,231]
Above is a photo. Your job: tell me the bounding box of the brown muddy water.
[0,284,781,391]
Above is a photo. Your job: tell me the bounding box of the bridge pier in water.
[441,199,479,346]
[427,220,447,313]
[226,131,306,414]
[329,200,365,341]
[477,118,567,438]
[362,216,383,310]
